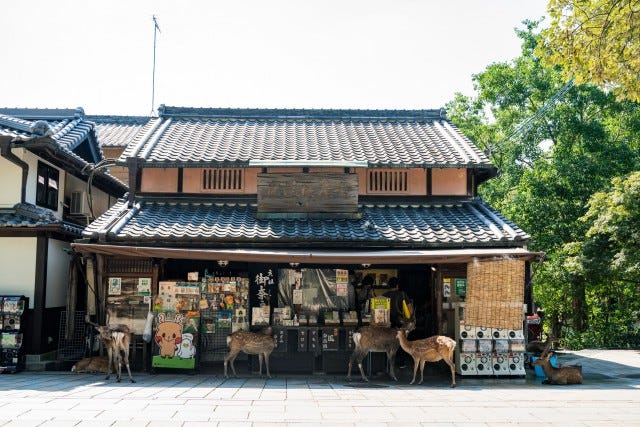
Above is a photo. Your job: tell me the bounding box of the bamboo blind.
[464,258,525,330]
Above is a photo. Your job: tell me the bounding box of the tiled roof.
[0,108,103,163]
[120,107,493,169]
[87,116,150,148]
[83,198,528,248]
[0,203,84,235]
[0,109,127,194]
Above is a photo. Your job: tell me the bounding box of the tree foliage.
[538,0,640,102]
[447,21,640,348]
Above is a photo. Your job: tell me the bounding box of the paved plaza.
[0,349,639,426]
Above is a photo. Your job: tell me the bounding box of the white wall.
[0,237,37,308]
[0,156,25,208]
[46,239,70,308]
[64,173,112,218]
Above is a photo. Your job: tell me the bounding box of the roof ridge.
[158,105,447,121]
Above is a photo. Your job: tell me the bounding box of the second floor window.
[367,169,408,194]
[202,168,244,192]
[36,161,59,210]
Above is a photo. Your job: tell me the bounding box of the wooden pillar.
[31,235,48,354]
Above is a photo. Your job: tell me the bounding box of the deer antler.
[540,336,557,358]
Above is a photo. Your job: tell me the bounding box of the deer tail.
[353,332,361,347]
[226,335,232,347]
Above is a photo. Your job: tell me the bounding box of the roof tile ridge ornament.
[13,202,58,222]
[156,106,446,121]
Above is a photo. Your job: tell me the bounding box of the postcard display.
[152,275,249,370]
[106,277,152,335]
[0,296,28,373]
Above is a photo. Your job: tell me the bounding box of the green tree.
[447,21,640,347]
[538,0,640,102]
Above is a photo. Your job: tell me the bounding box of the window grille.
[367,169,408,194]
[202,168,244,192]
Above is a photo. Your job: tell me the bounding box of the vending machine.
[0,296,28,373]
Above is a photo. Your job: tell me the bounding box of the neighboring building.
[0,108,128,360]
[74,106,540,374]
[88,115,150,185]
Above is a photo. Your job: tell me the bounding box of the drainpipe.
[0,137,29,203]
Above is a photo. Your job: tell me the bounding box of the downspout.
[0,138,29,203]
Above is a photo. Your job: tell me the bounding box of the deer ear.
[547,351,554,358]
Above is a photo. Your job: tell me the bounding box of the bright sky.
[1,0,548,116]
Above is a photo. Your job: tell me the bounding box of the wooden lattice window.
[202,168,244,192]
[367,169,408,194]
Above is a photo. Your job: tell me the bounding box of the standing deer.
[396,331,457,387]
[87,320,135,383]
[347,319,415,382]
[531,339,583,385]
[224,327,276,378]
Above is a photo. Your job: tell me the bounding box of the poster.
[108,278,122,295]
[137,278,151,295]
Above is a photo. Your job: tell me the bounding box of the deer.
[396,331,457,387]
[224,327,276,378]
[347,318,415,382]
[526,333,555,354]
[71,356,115,374]
[531,338,583,385]
[87,320,135,383]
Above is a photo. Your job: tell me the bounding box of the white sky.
[1,0,548,116]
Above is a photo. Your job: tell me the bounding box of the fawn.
[531,339,583,385]
[87,320,135,383]
[347,318,415,382]
[224,327,276,378]
[71,356,112,374]
[396,331,457,387]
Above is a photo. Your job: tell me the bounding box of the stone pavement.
[0,349,639,426]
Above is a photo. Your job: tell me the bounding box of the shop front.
[71,106,541,376]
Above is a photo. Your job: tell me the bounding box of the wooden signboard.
[257,173,358,214]
[321,327,340,351]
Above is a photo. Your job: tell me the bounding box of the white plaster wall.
[0,237,37,308]
[0,155,25,208]
[46,239,70,308]
[64,173,112,218]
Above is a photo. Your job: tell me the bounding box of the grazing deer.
[347,318,415,382]
[87,321,135,383]
[531,339,583,385]
[224,327,276,378]
[396,331,457,387]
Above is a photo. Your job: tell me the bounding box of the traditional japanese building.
[72,106,540,374]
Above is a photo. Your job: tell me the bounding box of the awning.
[72,243,543,264]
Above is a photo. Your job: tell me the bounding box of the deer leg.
[258,353,264,377]
[115,353,122,383]
[356,353,370,382]
[444,356,456,388]
[122,348,135,383]
[264,352,272,378]
[387,350,398,381]
[410,358,419,385]
[417,360,425,384]
[224,350,239,378]
[105,347,113,381]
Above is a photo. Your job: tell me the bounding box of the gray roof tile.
[121,107,492,168]
[87,116,150,148]
[0,203,83,235]
[83,198,528,247]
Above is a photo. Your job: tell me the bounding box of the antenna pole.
[151,15,161,116]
